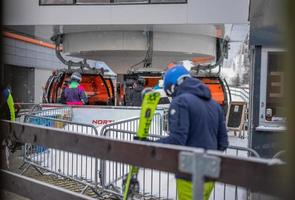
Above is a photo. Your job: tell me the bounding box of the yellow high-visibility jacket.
[1,88,15,121]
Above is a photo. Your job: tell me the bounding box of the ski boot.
[122,174,140,198]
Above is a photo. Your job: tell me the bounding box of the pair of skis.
[123,90,161,200]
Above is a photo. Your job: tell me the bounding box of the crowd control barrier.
[99,114,261,200]
[22,106,261,200]
[22,107,104,196]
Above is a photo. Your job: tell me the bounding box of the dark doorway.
[1,65,35,103]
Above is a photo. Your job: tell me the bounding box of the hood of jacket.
[174,77,211,100]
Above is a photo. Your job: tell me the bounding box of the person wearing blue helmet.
[158,65,228,200]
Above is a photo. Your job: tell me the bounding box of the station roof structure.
[3,0,250,73]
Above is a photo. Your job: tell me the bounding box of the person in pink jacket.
[61,72,88,105]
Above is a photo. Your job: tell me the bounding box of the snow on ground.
[228,131,248,148]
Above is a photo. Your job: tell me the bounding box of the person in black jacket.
[157,65,228,200]
[130,77,145,106]
[124,79,134,106]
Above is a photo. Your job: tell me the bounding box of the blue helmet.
[163,65,190,96]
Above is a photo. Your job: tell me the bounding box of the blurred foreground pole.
[286,0,295,199]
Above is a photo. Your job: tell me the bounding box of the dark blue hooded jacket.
[158,77,228,151]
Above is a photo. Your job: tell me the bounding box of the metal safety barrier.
[211,146,260,200]
[21,107,165,199]
[29,106,73,119]
[21,109,169,199]
[20,106,262,199]
[100,112,164,137]
[100,126,177,199]
[0,120,284,200]
[22,107,104,196]
[98,114,261,200]
[15,103,43,122]
[99,113,168,199]
[15,103,41,115]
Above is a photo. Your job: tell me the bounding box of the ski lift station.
[0,0,289,200]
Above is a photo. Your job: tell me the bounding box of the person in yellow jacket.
[0,84,15,121]
[1,84,17,168]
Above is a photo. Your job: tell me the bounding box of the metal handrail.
[102,129,260,155]
[100,116,140,136]
[99,112,163,136]
[227,145,260,158]
[103,128,260,157]
[273,150,286,159]
[104,128,163,139]
[29,107,72,116]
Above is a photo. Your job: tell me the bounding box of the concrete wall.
[34,68,52,103]
[1,65,35,103]
[153,32,215,55]
[63,30,216,73]
[3,0,249,25]
[3,38,65,70]
[64,31,147,52]
[2,37,63,103]
[249,0,284,46]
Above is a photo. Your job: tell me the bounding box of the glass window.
[76,0,148,3]
[266,52,285,118]
[114,0,148,3]
[40,0,75,4]
[40,0,187,5]
[76,0,110,3]
[258,49,286,128]
[151,0,187,3]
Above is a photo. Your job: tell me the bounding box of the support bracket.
[179,150,221,200]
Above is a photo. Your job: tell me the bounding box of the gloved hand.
[133,136,153,142]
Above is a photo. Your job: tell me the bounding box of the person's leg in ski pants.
[176,178,214,200]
